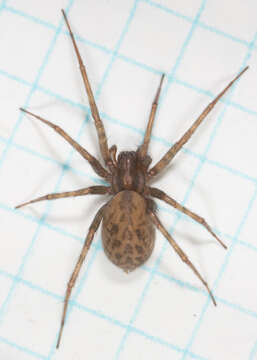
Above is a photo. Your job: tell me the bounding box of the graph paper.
[0,0,257,359]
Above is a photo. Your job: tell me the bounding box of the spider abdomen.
[102,190,155,272]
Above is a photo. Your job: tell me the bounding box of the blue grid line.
[0,206,256,360]
[0,8,69,175]
[0,1,255,358]
[5,0,253,54]
[4,0,257,88]
[2,81,257,188]
[2,193,257,275]
[239,240,257,253]
[2,63,257,190]
[0,335,47,360]
[0,134,107,185]
[0,0,6,11]
[43,0,141,356]
[114,1,208,358]
[0,236,256,337]
[143,0,250,47]
[182,185,257,360]
[0,270,206,360]
[4,191,257,270]
[180,29,257,360]
[0,0,75,332]
[249,339,257,360]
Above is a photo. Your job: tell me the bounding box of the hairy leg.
[148,66,248,178]
[148,187,226,249]
[62,10,112,167]
[20,108,110,180]
[56,203,106,348]
[138,74,165,159]
[16,186,110,209]
[149,211,216,305]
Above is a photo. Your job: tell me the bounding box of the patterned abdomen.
[102,191,155,272]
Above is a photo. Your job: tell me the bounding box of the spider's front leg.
[20,108,111,181]
[62,10,113,169]
[148,66,248,178]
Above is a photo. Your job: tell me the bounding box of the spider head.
[112,151,148,193]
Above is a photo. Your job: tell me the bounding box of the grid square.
[0,75,29,140]
[120,331,181,360]
[0,339,39,360]
[0,10,54,83]
[21,225,91,297]
[0,282,60,356]
[77,250,154,324]
[0,275,13,309]
[15,89,85,163]
[176,26,246,91]
[0,146,61,208]
[7,0,69,27]
[152,151,200,217]
[45,168,106,238]
[98,58,164,150]
[133,274,206,348]
[158,215,229,291]
[201,0,257,42]
[240,195,257,249]
[152,80,226,160]
[70,0,135,50]
[0,207,37,275]
[39,31,112,105]
[186,162,255,236]
[216,243,257,313]
[52,306,126,359]
[147,0,202,19]
[191,301,257,359]
[119,1,192,71]
[207,107,257,179]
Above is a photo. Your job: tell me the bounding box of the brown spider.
[16,10,248,349]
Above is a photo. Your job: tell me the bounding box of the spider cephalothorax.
[16,9,248,349]
[112,150,150,193]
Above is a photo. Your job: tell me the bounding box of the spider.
[16,10,248,349]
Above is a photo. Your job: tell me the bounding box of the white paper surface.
[0,1,257,359]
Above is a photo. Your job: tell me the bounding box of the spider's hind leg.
[149,211,216,306]
[149,187,227,249]
[56,203,107,348]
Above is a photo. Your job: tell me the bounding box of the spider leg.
[148,66,249,178]
[109,145,117,166]
[62,10,112,168]
[148,187,226,249]
[56,203,106,348]
[138,74,165,159]
[20,108,110,181]
[149,211,216,306]
[15,186,110,209]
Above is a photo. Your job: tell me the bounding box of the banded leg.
[57,203,106,348]
[149,66,249,177]
[15,186,110,209]
[109,145,117,166]
[149,211,216,306]
[148,187,226,249]
[138,74,165,159]
[62,10,111,167]
[20,108,110,180]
